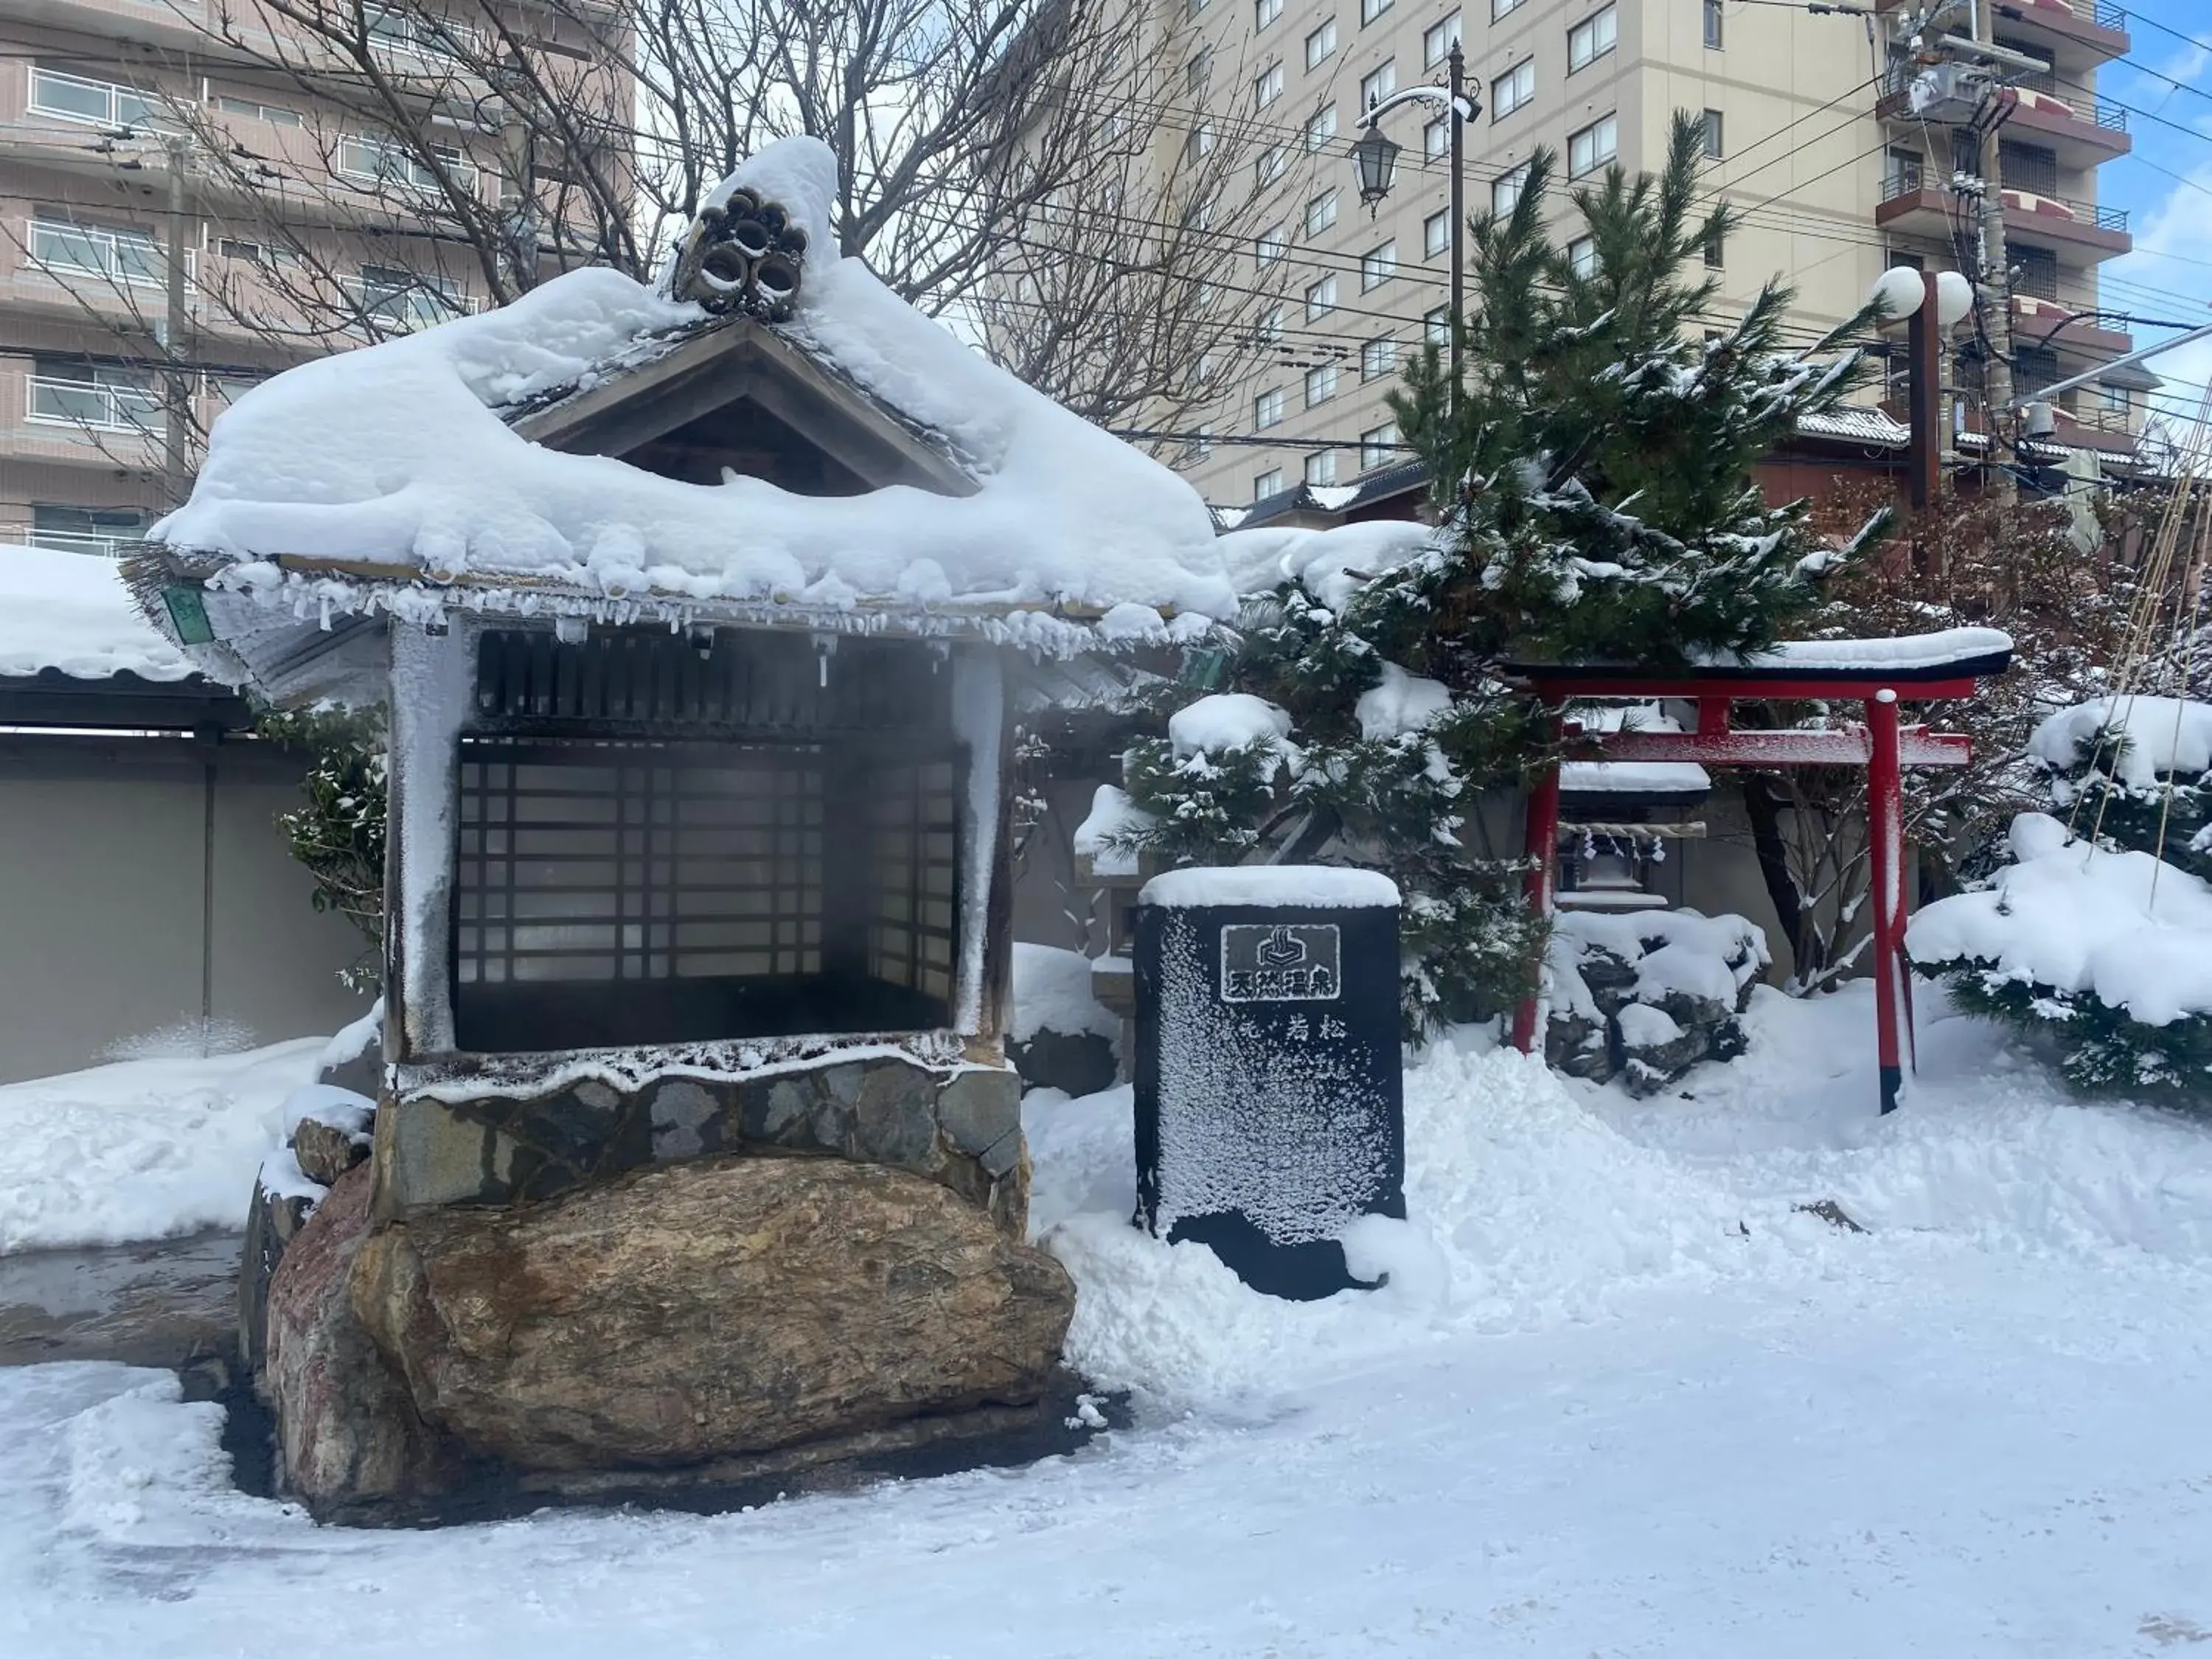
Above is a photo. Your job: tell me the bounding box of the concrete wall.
[0,733,369,1084]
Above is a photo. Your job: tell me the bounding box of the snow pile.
[0,1037,328,1253]
[1561,702,1711,798]
[156,137,1234,632]
[1071,784,1155,877]
[2030,695,2212,790]
[1907,811,2212,1025]
[1166,692,1294,766]
[0,545,195,681]
[1549,908,1769,1021]
[1141,866,1401,910]
[1702,626,2013,673]
[1354,663,1451,741]
[1040,1042,1785,1404]
[1009,945,1119,1045]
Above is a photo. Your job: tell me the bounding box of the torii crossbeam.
[1505,628,2014,1115]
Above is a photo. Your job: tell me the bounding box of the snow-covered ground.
[0,1039,330,1254]
[5,987,2212,1654]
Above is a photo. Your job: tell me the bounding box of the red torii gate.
[1504,630,2014,1115]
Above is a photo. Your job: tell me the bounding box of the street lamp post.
[1352,41,1477,397]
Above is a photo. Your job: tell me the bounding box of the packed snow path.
[3,987,2211,1655]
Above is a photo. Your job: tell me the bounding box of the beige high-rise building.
[1162,0,2136,509]
[0,0,628,555]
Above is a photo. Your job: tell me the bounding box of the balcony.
[26,375,165,437]
[2011,294,2132,359]
[2000,84,2131,164]
[1875,169,2129,262]
[1874,0,2130,66]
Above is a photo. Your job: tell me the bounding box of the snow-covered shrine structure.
[128,137,1234,1242]
[1508,627,2014,1116]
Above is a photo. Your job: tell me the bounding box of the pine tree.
[1117,114,1881,1037]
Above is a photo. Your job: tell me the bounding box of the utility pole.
[1969,0,2017,501]
[161,132,193,507]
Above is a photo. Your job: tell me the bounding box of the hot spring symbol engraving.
[1219,923,1343,1004]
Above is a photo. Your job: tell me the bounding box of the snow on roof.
[1219,519,1441,608]
[2029,696,2212,788]
[1907,811,2212,1026]
[0,546,195,682]
[152,137,1234,650]
[1694,627,2015,675]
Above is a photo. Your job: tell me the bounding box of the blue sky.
[2096,3,2212,425]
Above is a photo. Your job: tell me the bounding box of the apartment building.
[0,0,627,555]
[1164,0,2137,507]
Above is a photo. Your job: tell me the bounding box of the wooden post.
[1865,689,1907,1114]
[1510,707,1564,1056]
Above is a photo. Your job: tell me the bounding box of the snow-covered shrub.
[1910,810,2212,1105]
[258,706,387,990]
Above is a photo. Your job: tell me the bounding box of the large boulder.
[262,1164,462,1515]
[349,1154,1077,1472]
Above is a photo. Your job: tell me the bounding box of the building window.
[1255,63,1284,108]
[2013,243,2059,301]
[1568,113,1618,178]
[1493,0,1526,18]
[1360,61,1397,109]
[1885,146,1924,194]
[1259,305,1285,343]
[27,503,151,558]
[1255,145,1288,187]
[1306,105,1339,153]
[338,135,478,197]
[1305,363,1338,406]
[1306,20,1338,69]
[1425,116,1450,161]
[1186,51,1211,94]
[351,263,468,333]
[1307,189,1340,234]
[1425,305,1451,345]
[1568,235,1598,278]
[1256,388,1285,428]
[1360,239,1398,291]
[1256,0,1284,27]
[1425,15,1462,68]
[1704,0,1723,49]
[1360,0,1393,22]
[1186,122,1217,164]
[364,4,478,62]
[1306,274,1339,319]
[1304,448,1338,486]
[1492,161,1531,216]
[1254,468,1284,501]
[1255,226,1287,267]
[1492,60,1535,119]
[1362,335,1399,380]
[29,65,162,129]
[216,94,302,127]
[1424,209,1451,259]
[1704,229,1725,268]
[1568,5,1617,73]
[27,358,163,435]
[1703,109,1725,159]
[2100,383,2132,414]
[1186,0,1210,17]
[28,218,164,288]
[1195,423,1217,458]
[1360,423,1399,468]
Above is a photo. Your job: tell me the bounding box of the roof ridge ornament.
[669,187,809,319]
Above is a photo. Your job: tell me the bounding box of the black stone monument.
[1133,867,1406,1301]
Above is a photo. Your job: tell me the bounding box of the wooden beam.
[1578,727,1972,768]
[1520,672,1987,701]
